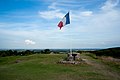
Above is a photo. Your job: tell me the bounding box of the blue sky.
[0,0,120,49]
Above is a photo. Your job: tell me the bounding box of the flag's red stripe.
[58,21,63,30]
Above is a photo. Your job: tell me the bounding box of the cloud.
[39,10,64,19]
[39,0,94,20]
[47,0,94,9]
[80,11,93,16]
[39,9,93,20]
[25,40,36,45]
[48,2,57,9]
[0,22,38,28]
[101,0,119,11]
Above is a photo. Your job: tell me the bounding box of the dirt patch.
[100,56,120,62]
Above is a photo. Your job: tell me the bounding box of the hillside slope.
[0,54,120,80]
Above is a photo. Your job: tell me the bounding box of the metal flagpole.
[69,11,72,54]
[70,47,72,54]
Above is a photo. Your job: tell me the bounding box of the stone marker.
[58,52,83,64]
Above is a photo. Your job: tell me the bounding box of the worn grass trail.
[0,54,120,80]
[81,53,120,80]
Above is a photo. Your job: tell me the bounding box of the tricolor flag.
[58,12,70,30]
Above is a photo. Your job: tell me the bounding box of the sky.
[0,0,120,49]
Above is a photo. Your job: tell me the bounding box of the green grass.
[99,57,120,72]
[0,54,120,80]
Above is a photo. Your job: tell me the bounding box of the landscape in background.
[0,47,120,80]
[0,47,120,58]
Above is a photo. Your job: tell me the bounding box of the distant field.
[0,53,120,80]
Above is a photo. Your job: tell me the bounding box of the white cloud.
[39,10,64,19]
[39,9,93,20]
[68,10,93,21]
[0,22,40,30]
[48,2,57,9]
[25,40,36,45]
[101,0,119,11]
[39,0,94,20]
[70,9,120,34]
[80,11,93,16]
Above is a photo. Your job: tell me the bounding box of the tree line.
[0,49,51,57]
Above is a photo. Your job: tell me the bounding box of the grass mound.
[0,54,120,80]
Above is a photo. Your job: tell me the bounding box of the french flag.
[58,12,70,30]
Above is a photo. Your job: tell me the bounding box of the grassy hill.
[94,47,120,58]
[0,53,120,80]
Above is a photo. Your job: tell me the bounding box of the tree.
[44,49,51,54]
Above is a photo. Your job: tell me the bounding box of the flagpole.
[70,34,73,54]
[70,48,72,54]
[69,11,72,54]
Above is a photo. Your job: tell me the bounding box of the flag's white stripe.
[62,16,66,27]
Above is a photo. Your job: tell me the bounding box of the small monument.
[58,52,83,64]
[67,53,80,61]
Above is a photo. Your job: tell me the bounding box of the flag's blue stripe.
[65,12,70,25]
